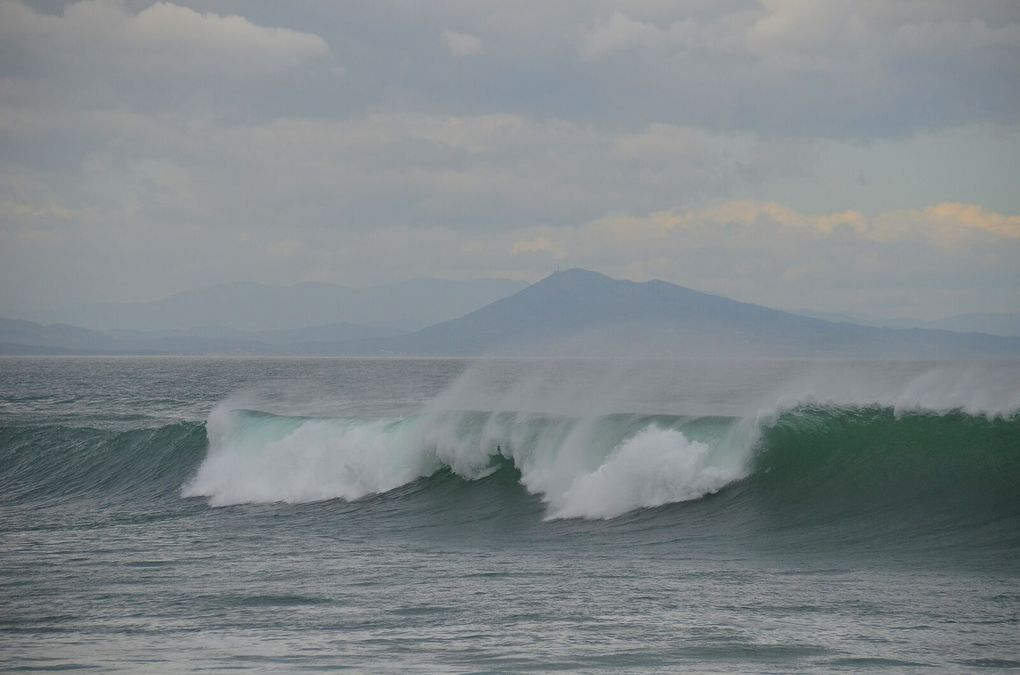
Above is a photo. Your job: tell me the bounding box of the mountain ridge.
[793,308,1020,338]
[3,269,1019,357]
[357,269,1020,357]
[9,278,529,332]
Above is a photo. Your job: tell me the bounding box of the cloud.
[906,203,1020,242]
[0,1,330,76]
[575,2,1020,134]
[584,201,1020,247]
[581,2,1020,65]
[442,29,483,57]
[1,177,1017,318]
[4,1,1017,136]
[16,228,63,245]
[614,124,711,159]
[0,0,334,117]
[580,11,668,58]
[745,0,869,57]
[0,0,1017,321]
[511,237,566,259]
[0,106,809,243]
[477,201,1020,317]
[0,200,74,222]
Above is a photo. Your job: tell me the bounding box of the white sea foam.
[183,405,439,507]
[183,403,753,518]
[184,358,1019,515]
[548,426,743,519]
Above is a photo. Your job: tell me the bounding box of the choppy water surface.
[1,357,1018,672]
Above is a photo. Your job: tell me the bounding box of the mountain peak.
[545,268,612,281]
[380,268,1020,357]
[537,268,619,290]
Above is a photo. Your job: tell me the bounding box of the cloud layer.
[0,0,1018,319]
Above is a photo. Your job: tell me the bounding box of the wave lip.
[179,400,1020,534]
[747,405,1020,536]
[182,407,751,519]
[181,408,438,507]
[550,426,744,519]
[3,399,1017,539]
[0,422,206,506]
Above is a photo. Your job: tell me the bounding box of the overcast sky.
[1,0,1018,319]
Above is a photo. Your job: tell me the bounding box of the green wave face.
[2,406,1018,554]
[0,422,208,505]
[747,406,1020,544]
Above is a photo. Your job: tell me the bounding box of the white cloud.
[0,1,332,86]
[587,201,1020,246]
[0,0,1017,319]
[580,12,665,58]
[0,107,797,235]
[483,201,1020,318]
[442,29,483,57]
[129,2,329,72]
[746,0,868,54]
[575,3,1019,134]
[511,236,566,259]
[581,2,1020,65]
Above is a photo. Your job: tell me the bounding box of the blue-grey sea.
[1,357,1018,672]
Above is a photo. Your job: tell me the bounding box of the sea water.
[1,357,1018,672]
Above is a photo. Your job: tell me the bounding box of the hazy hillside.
[13,278,528,332]
[795,309,1020,338]
[0,318,118,354]
[362,269,1020,358]
[0,318,402,356]
[918,313,1020,337]
[5,270,1020,357]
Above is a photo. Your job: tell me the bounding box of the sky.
[1,0,1018,320]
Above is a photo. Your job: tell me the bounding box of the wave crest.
[182,407,751,518]
[552,426,742,519]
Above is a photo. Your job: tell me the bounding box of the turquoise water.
[1,357,1018,672]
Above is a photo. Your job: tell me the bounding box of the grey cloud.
[3,1,330,75]
[1,0,336,120]
[572,1,1020,135]
[1,99,815,239]
[442,29,483,57]
[1,0,1018,318]
[490,203,1020,319]
[10,0,1020,135]
[99,0,1018,135]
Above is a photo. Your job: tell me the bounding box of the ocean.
[1,356,1018,672]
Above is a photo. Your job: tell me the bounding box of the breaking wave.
[176,401,1020,527]
[182,408,753,519]
[4,401,1018,536]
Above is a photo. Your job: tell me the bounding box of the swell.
[182,404,1020,530]
[3,406,1018,542]
[0,422,207,505]
[754,405,1020,512]
[742,405,1020,544]
[182,407,752,518]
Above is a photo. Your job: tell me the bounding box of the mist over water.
[2,356,1019,671]
[184,357,1020,519]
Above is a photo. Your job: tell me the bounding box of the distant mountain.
[925,313,1020,337]
[794,309,1020,338]
[5,270,1019,357]
[0,318,402,356]
[790,309,880,326]
[0,318,121,354]
[13,278,528,332]
[358,269,1020,357]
